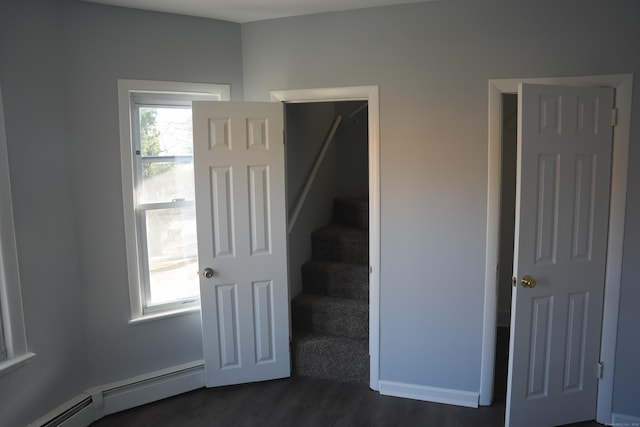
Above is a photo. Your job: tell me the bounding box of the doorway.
[285,100,370,384]
[493,93,517,403]
[284,101,369,300]
[271,86,381,389]
[480,75,632,425]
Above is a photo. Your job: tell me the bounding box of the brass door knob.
[521,275,536,288]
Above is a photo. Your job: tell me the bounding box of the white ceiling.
[82,0,434,24]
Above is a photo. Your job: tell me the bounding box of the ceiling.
[82,0,434,24]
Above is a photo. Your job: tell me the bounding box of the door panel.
[193,101,289,387]
[506,84,613,427]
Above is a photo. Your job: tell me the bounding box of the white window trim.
[118,80,230,323]
[0,84,35,376]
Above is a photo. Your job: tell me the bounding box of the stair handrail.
[288,115,343,234]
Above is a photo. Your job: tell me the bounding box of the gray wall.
[336,102,368,198]
[59,1,244,385]
[0,1,243,424]
[242,0,640,413]
[286,102,338,298]
[0,1,88,425]
[1,0,639,423]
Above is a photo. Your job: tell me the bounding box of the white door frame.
[480,74,632,424]
[271,86,381,390]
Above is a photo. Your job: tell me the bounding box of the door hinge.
[597,362,604,379]
[611,108,618,127]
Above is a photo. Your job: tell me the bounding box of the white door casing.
[505,84,614,426]
[193,101,290,387]
[271,85,381,390]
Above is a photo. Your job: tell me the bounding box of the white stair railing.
[287,115,343,234]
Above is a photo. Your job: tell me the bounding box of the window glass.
[118,80,229,320]
[143,206,198,305]
[134,105,198,309]
[138,107,195,204]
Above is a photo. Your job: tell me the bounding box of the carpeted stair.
[292,197,369,384]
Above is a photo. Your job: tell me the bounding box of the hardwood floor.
[90,328,603,427]
[89,374,602,427]
[91,375,504,427]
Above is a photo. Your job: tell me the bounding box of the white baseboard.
[611,412,640,426]
[378,380,479,408]
[28,360,205,426]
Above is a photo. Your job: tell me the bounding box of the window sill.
[129,305,200,325]
[0,352,36,377]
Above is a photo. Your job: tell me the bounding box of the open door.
[192,101,290,387]
[505,84,614,426]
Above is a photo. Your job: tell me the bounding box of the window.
[118,80,230,322]
[0,84,34,375]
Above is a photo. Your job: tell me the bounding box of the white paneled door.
[193,101,290,387]
[505,84,614,426]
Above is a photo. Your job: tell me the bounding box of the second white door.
[506,83,614,426]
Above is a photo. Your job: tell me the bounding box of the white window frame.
[0,84,35,375]
[118,80,230,323]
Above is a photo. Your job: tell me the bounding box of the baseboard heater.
[40,397,93,427]
[30,361,205,427]
[102,362,202,399]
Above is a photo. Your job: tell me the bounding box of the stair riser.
[311,239,368,264]
[292,302,368,340]
[293,334,369,384]
[301,262,368,300]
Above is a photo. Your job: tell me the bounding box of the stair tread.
[293,330,368,346]
[312,224,368,241]
[303,259,369,272]
[293,292,368,308]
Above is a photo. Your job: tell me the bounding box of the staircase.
[291,197,369,384]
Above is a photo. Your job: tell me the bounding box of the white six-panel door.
[192,101,290,387]
[506,84,614,426]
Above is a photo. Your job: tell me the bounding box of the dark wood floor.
[91,375,504,427]
[90,328,603,427]
[90,374,603,427]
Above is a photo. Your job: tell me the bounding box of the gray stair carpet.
[291,197,370,385]
[292,293,368,339]
[292,330,369,385]
[311,224,368,264]
[301,260,368,300]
